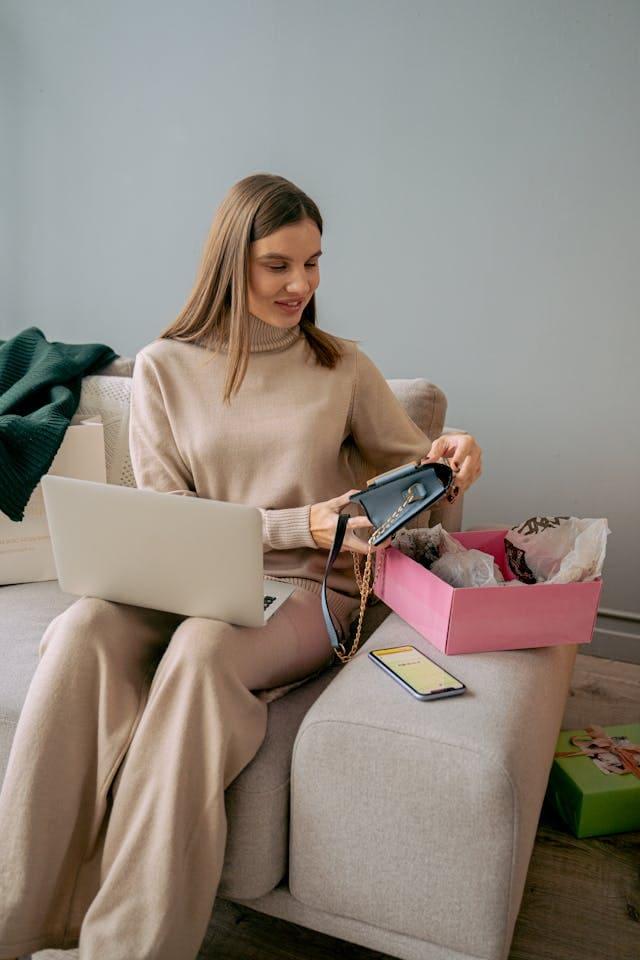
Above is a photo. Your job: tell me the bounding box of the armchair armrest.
[289,614,576,960]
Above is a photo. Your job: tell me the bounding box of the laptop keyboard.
[264,594,277,610]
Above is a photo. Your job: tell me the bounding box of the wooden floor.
[34,653,640,960]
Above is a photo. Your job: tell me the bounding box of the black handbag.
[321,459,454,663]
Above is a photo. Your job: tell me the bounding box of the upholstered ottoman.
[263,610,577,960]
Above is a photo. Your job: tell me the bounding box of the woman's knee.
[161,617,234,673]
[38,596,129,661]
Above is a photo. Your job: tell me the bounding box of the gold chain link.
[332,486,422,664]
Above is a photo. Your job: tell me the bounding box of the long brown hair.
[157,173,352,404]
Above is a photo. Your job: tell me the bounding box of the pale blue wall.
[2,0,638,613]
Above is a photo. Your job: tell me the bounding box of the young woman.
[0,173,482,960]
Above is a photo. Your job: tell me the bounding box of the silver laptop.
[40,476,295,627]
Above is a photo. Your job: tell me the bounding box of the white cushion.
[76,375,135,487]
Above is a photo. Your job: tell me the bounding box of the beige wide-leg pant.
[0,584,356,960]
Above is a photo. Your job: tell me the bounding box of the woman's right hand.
[309,489,392,556]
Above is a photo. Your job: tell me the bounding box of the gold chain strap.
[332,485,423,664]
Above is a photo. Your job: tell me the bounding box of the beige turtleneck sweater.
[128,313,433,632]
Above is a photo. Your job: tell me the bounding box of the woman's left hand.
[419,433,483,501]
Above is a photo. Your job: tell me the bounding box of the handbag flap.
[349,462,452,542]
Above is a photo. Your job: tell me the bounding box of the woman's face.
[248,219,322,328]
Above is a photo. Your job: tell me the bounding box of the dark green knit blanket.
[0,326,119,522]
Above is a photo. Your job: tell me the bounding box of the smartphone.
[368,645,466,701]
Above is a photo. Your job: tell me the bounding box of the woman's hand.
[309,490,392,555]
[420,433,483,502]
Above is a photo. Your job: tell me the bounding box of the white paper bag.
[0,414,106,585]
[504,516,611,584]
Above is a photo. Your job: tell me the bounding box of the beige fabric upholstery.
[94,355,135,377]
[0,355,571,960]
[286,616,576,960]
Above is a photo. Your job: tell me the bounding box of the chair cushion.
[76,375,136,487]
[390,378,447,443]
[93,355,136,377]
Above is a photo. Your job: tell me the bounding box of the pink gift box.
[373,528,602,655]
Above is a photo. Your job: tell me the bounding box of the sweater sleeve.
[129,351,198,497]
[258,504,318,552]
[350,346,432,471]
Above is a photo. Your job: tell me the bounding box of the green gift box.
[546,723,640,838]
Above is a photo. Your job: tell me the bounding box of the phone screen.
[371,645,464,696]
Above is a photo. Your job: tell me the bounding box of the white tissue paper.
[392,524,509,587]
[504,516,611,585]
[391,524,463,568]
[391,517,610,588]
[430,548,505,588]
